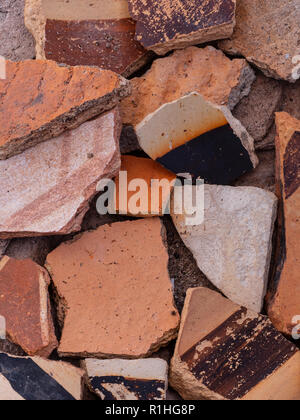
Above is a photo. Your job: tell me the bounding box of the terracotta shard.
[170,288,300,401]
[267,112,300,337]
[0,353,83,400]
[0,0,35,61]
[121,46,256,128]
[46,218,180,358]
[171,185,278,312]
[25,0,151,77]
[219,0,300,82]
[127,0,236,55]
[0,257,57,357]
[135,92,257,184]
[0,110,121,239]
[83,358,168,400]
[113,156,177,216]
[0,59,130,160]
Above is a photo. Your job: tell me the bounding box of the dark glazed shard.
[0,353,83,400]
[170,288,300,400]
[157,124,253,184]
[84,358,168,400]
[91,377,165,401]
[283,131,300,199]
[135,92,256,184]
[128,0,236,54]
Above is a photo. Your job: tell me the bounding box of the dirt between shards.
[162,216,219,313]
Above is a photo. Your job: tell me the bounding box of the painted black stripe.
[283,131,300,199]
[0,353,75,400]
[157,125,253,184]
[181,309,297,400]
[90,376,165,400]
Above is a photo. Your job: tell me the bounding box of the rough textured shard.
[121,46,255,128]
[0,110,121,239]
[135,92,257,184]
[25,0,150,77]
[46,218,180,358]
[0,257,57,357]
[0,353,83,400]
[170,288,300,401]
[127,0,236,55]
[219,0,300,82]
[171,185,278,312]
[0,0,35,61]
[114,156,177,216]
[83,358,168,400]
[232,73,283,150]
[267,113,300,337]
[0,59,130,160]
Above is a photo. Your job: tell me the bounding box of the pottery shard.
[121,46,255,128]
[170,288,300,401]
[219,0,300,82]
[171,185,278,312]
[0,257,57,357]
[113,156,177,216]
[25,0,151,78]
[135,91,257,184]
[0,352,83,400]
[127,0,236,55]
[46,218,180,358]
[83,358,168,400]
[0,109,121,239]
[0,0,35,61]
[0,59,130,160]
[232,73,283,150]
[267,113,300,337]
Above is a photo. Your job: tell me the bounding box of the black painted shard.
[83,358,168,400]
[135,93,258,185]
[170,288,300,400]
[0,353,83,400]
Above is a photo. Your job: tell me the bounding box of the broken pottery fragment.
[219,0,300,82]
[170,288,300,401]
[83,358,168,400]
[0,257,57,357]
[0,110,121,239]
[0,0,35,61]
[232,73,283,150]
[0,353,83,400]
[0,59,130,160]
[171,185,278,312]
[25,0,150,77]
[135,92,257,184]
[267,113,300,337]
[46,218,180,358]
[121,46,255,128]
[127,0,236,55]
[113,156,177,216]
